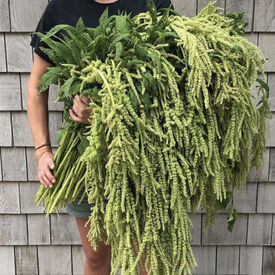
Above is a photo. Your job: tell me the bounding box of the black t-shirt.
[30,0,174,65]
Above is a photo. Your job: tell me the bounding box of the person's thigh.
[75,217,111,264]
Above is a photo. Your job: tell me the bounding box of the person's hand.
[36,149,56,188]
[69,94,92,125]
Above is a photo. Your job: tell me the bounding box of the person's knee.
[85,252,110,270]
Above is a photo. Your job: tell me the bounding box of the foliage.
[34,1,272,274]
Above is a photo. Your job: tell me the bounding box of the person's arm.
[27,53,56,188]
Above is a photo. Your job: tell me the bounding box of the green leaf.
[227,208,238,232]
[56,127,66,145]
[62,77,76,97]
[256,78,270,94]
[38,66,63,93]
[77,135,89,155]
[99,7,109,25]
[146,0,157,24]
[128,88,139,113]
[142,91,151,115]
[76,17,85,32]
[115,16,128,34]
[115,42,123,61]
[216,191,232,210]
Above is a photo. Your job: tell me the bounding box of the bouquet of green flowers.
[34,1,271,274]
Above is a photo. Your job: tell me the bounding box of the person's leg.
[75,217,111,275]
[132,243,148,275]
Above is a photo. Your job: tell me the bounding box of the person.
[27,0,174,274]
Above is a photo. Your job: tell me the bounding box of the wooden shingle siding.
[0,215,27,245]
[258,33,275,72]
[257,183,275,213]
[0,0,10,32]
[0,73,22,111]
[0,0,274,274]
[1,147,27,181]
[0,182,20,214]
[19,182,44,213]
[28,214,51,245]
[38,245,72,275]
[246,148,270,182]
[239,246,263,275]
[5,34,33,72]
[173,0,197,17]
[268,73,275,111]
[201,213,248,245]
[0,246,16,274]
[0,112,12,146]
[225,0,254,31]
[0,34,7,72]
[9,0,48,32]
[254,0,275,32]
[232,183,257,213]
[15,246,39,275]
[216,246,239,274]
[192,246,216,275]
[270,148,275,181]
[247,214,273,245]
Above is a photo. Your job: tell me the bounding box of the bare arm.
[27,53,56,188]
[27,53,93,189]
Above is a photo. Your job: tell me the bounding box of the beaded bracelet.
[34,143,51,151]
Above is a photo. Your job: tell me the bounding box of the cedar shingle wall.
[0,0,274,274]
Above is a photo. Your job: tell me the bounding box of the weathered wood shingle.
[201,213,247,245]
[19,182,44,213]
[216,246,239,274]
[25,148,39,181]
[0,214,27,245]
[38,245,72,275]
[15,246,38,275]
[254,0,275,32]
[258,33,275,72]
[192,245,216,275]
[28,214,50,245]
[268,73,275,111]
[5,34,33,72]
[246,148,270,182]
[1,147,27,181]
[0,73,21,111]
[0,182,20,214]
[0,34,6,72]
[0,112,12,146]
[189,213,201,245]
[0,0,10,32]
[50,214,81,245]
[10,0,48,32]
[226,0,254,32]
[263,246,275,274]
[240,246,263,275]
[257,183,275,213]
[72,245,85,275]
[172,0,197,17]
[247,214,273,245]
[0,246,15,275]
[232,183,257,213]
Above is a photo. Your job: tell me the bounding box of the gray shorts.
[65,187,95,218]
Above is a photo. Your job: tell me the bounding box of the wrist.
[35,146,52,160]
